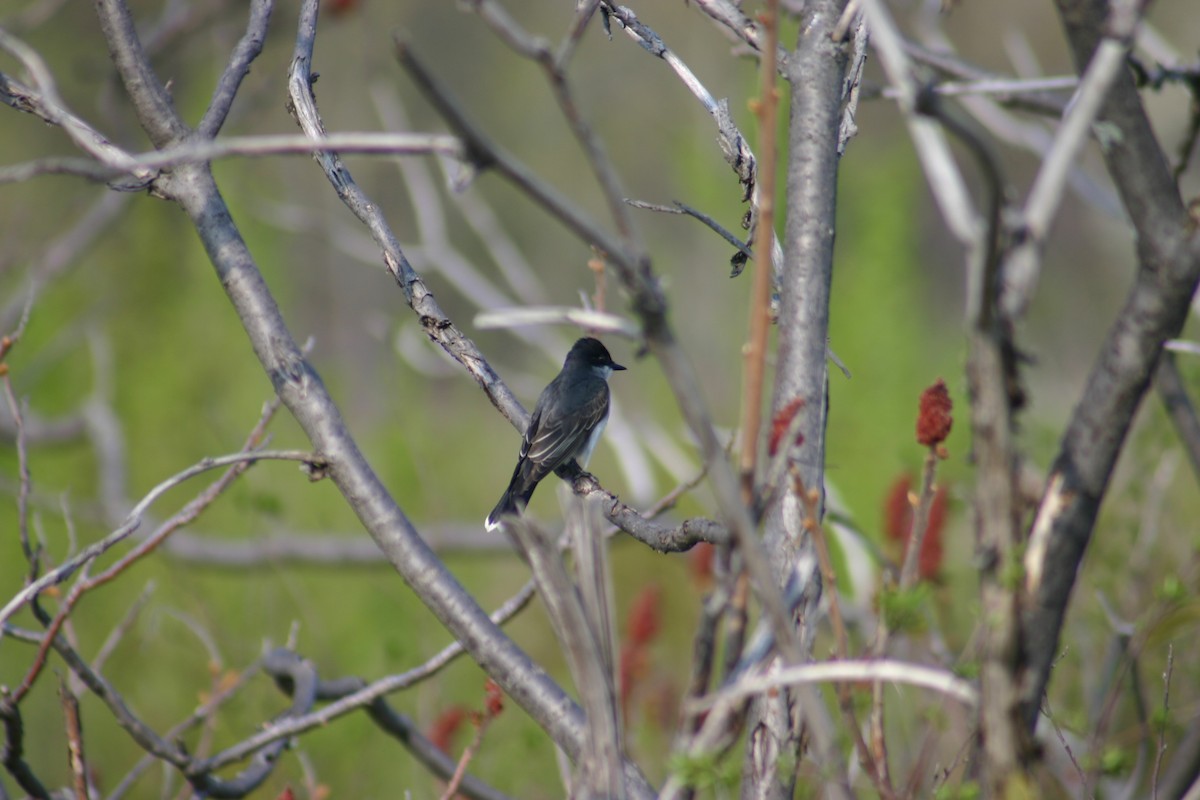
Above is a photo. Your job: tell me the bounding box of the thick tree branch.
[752,1,853,796]
[94,0,188,148]
[88,1,655,795]
[1021,0,1200,725]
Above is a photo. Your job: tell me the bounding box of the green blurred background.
[2,0,1198,796]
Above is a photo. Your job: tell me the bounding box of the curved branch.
[0,698,49,800]
[96,0,659,794]
[0,450,319,629]
[1021,0,1200,725]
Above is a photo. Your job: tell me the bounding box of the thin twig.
[58,675,88,800]
[439,712,497,800]
[857,0,978,244]
[473,306,639,338]
[0,30,146,174]
[105,658,265,800]
[623,199,755,265]
[1045,706,1091,797]
[737,0,780,502]
[604,0,788,299]
[0,449,320,631]
[0,132,466,185]
[1152,644,1175,800]
[898,447,940,590]
[999,0,1142,319]
[197,0,274,137]
[796,468,889,796]
[75,581,147,669]
[192,583,536,773]
[693,659,979,711]
[554,0,600,69]
[1155,353,1200,481]
[2,377,35,591]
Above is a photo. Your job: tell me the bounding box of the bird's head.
[567,337,626,377]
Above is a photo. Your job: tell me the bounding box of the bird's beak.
[611,361,627,371]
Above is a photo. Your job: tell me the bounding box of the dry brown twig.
[439,681,505,800]
[58,675,88,800]
[793,464,893,798]
[738,0,781,503]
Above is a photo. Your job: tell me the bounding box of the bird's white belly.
[576,416,607,467]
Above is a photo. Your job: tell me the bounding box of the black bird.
[485,337,625,531]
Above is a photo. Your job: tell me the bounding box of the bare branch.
[394,36,638,273]
[883,74,1079,100]
[0,694,49,800]
[197,0,274,137]
[857,0,979,245]
[737,0,780,503]
[395,26,792,666]
[689,0,790,71]
[508,512,623,797]
[753,1,856,794]
[0,30,147,176]
[0,132,467,186]
[93,0,189,147]
[624,199,754,267]
[467,0,640,245]
[1000,0,1141,319]
[57,676,88,800]
[697,659,979,710]
[1154,353,1200,481]
[0,449,319,629]
[0,191,130,332]
[1152,644,1174,800]
[474,306,640,339]
[1021,0,1200,726]
[261,650,515,800]
[903,40,1075,117]
[195,583,534,776]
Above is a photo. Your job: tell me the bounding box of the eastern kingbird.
[485,337,625,531]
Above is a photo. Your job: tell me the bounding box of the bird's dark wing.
[520,378,609,473]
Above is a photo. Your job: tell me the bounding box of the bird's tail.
[485,469,540,531]
[485,489,519,532]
